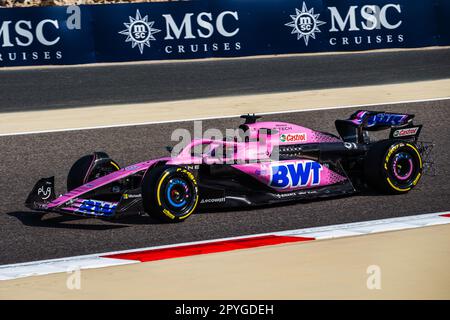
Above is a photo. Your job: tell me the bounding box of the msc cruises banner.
[0,5,95,66]
[0,0,449,66]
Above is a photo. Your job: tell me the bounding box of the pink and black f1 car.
[26,111,433,222]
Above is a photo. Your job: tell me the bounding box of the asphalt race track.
[0,48,450,112]
[0,99,449,264]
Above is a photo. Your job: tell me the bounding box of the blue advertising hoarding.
[0,5,94,66]
[0,0,449,67]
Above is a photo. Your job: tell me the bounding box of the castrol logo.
[393,127,419,138]
[280,132,307,142]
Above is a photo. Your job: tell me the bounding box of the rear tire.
[364,140,423,194]
[67,152,120,191]
[141,165,199,222]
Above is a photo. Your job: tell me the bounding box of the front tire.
[364,140,423,194]
[141,165,199,222]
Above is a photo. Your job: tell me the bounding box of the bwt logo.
[270,161,322,189]
[77,200,117,216]
[367,113,406,127]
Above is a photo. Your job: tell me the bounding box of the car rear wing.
[335,110,421,143]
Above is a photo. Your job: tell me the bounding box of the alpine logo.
[393,127,419,138]
[280,132,307,143]
[269,161,322,189]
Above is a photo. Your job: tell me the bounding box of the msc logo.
[328,4,402,32]
[77,200,117,216]
[285,3,404,47]
[270,161,322,189]
[119,10,161,54]
[119,9,240,55]
[285,2,326,46]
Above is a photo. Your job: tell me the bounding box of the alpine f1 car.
[25,111,432,222]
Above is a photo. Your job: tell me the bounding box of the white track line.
[0,211,448,281]
[1,96,449,138]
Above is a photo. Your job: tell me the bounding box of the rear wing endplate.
[335,110,419,143]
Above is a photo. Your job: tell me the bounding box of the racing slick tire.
[67,152,120,191]
[141,165,199,223]
[364,140,423,194]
